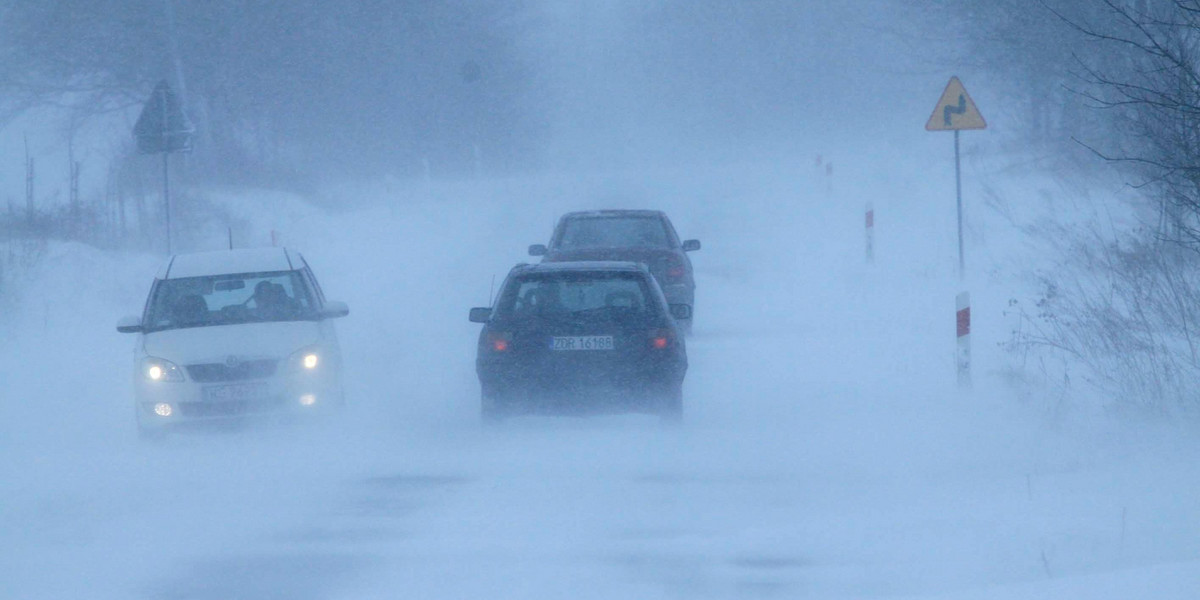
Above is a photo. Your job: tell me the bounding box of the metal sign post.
[925,76,986,280]
[134,80,193,254]
[928,77,985,391]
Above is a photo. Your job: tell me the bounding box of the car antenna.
[488,274,496,306]
[227,226,233,250]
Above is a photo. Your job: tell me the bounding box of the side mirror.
[669,304,692,321]
[116,315,143,333]
[469,307,492,323]
[528,244,548,257]
[320,301,350,319]
[682,239,701,252]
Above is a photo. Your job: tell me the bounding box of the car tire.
[659,384,683,423]
[481,390,508,424]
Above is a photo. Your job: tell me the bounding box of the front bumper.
[478,356,685,415]
[134,371,341,431]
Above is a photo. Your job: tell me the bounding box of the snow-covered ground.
[3,145,1199,599]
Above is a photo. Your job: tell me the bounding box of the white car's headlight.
[289,347,322,372]
[142,357,184,382]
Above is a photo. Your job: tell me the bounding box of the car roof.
[510,260,647,274]
[560,210,666,220]
[157,247,302,279]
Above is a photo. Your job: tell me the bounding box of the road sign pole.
[135,80,192,255]
[160,84,172,255]
[954,129,963,279]
[163,151,171,254]
[925,76,984,280]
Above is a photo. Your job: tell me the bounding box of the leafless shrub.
[1007,225,1200,414]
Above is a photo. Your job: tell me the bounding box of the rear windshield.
[496,272,653,320]
[557,216,671,250]
[143,270,315,332]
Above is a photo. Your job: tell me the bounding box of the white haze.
[3,2,1200,599]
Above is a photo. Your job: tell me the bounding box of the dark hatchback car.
[470,262,690,422]
[528,210,700,333]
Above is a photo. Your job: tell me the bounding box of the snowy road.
[3,166,1200,599]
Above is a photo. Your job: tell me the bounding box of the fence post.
[865,203,875,264]
[957,291,971,388]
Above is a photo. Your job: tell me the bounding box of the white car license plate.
[204,382,269,402]
[551,336,614,351]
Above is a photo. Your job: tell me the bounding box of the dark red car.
[529,210,700,333]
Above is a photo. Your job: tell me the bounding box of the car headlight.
[289,347,322,372]
[142,357,184,382]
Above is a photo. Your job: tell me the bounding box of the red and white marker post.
[865,203,875,264]
[956,291,971,388]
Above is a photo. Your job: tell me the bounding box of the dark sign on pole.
[133,80,193,254]
[134,80,194,154]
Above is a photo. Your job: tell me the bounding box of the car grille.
[179,397,286,418]
[186,359,278,382]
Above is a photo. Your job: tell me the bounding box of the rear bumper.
[478,357,685,414]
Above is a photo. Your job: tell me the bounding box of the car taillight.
[649,329,672,349]
[487,333,511,352]
[663,257,686,282]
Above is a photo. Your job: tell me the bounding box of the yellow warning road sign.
[925,76,986,131]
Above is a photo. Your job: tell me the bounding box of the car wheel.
[659,384,683,423]
[481,390,508,424]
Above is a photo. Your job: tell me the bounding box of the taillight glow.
[667,265,685,280]
[488,333,511,352]
[649,329,671,349]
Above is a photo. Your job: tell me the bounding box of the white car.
[117,247,349,436]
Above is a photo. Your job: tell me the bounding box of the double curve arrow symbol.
[943,94,966,126]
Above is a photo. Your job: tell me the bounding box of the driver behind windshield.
[252,280,299,319]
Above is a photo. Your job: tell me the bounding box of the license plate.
[551,335,614,351]
[203,382,269,402]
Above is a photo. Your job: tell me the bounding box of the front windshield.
[497,272,652,321]
[143,270,314,332]
[557,216,671,249]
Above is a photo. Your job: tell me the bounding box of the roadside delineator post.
[956,291,971,388]
[865,203,875,264]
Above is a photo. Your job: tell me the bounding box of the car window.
[298,255,328,305]
[497,272,652,319]
[556,216,672,249]
[143,270,315,332]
